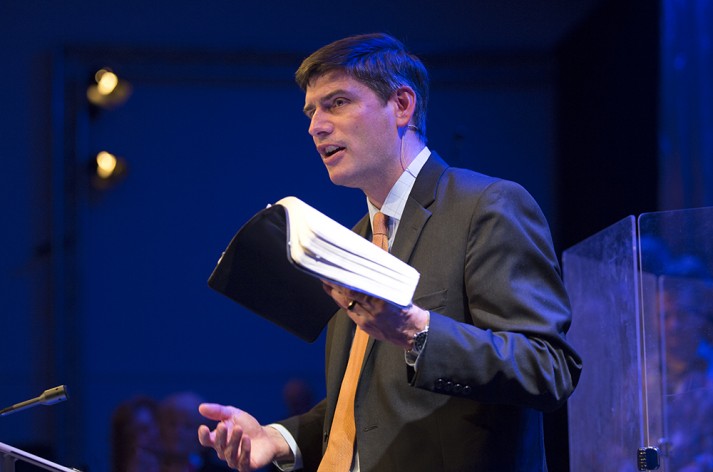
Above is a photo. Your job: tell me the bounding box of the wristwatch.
[405,325,429,365]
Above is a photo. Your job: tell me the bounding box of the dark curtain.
[660,0,713,210]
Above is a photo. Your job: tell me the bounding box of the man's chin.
[326,169,358,189]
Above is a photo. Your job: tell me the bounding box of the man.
[198,33,582,471]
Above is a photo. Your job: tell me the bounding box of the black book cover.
[207,204,338,343]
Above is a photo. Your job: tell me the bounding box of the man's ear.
[392,85,416,128]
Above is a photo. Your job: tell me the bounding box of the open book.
[208,196,420,342]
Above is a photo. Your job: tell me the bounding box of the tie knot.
[373,211,388,233]
[372,212,389,251]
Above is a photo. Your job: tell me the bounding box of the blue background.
[3,1,704,471]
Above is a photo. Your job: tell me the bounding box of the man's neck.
[365,137,425,208]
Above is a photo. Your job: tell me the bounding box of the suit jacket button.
[453,383,463,394]
[444,380,453,392]
[462,385,472,395]
[434,378,445,390]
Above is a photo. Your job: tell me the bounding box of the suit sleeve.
[277,398,326,471]
[409,179,582,412]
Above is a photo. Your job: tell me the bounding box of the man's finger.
[214,422,229,460]
[197,425,214,447]
[239,435,253,472]
[199,403,238,421]
[225,424,244,469]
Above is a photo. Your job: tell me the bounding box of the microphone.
[0,385,69,417]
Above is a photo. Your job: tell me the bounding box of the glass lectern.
[564,207,713,471]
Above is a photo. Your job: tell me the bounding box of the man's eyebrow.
[303,89,351,116]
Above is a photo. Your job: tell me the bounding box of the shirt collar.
[367,146,431,225]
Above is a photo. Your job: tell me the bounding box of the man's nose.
[309,109,332,137]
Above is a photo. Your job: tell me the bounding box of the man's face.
[303,70,402,200]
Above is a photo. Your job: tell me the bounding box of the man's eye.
[331,98,348,109]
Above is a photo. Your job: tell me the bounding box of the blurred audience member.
[111,395,162,472]
[159,391,230,472]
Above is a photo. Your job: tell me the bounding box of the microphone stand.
[1,386,82,472]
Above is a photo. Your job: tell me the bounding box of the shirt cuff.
[267,423,303,471]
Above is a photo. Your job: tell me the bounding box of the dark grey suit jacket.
[280,152,582,471]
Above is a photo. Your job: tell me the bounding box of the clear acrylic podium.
[0,442,81,472]
[564,207,713,471]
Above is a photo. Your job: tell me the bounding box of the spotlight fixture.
[89,150,128,190]
[86,68,132,109]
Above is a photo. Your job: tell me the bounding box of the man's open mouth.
[324,145,345,157]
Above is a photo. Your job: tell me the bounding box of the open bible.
[208,196,420,342]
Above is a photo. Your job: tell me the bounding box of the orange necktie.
[317,211,389,471]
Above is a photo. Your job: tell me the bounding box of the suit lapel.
[362,153,449,376]
[329,154,450,410]
[391,152,448,263]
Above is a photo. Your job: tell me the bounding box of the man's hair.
[295,33,429,141]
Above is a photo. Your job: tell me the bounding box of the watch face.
[413,330,428,351]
